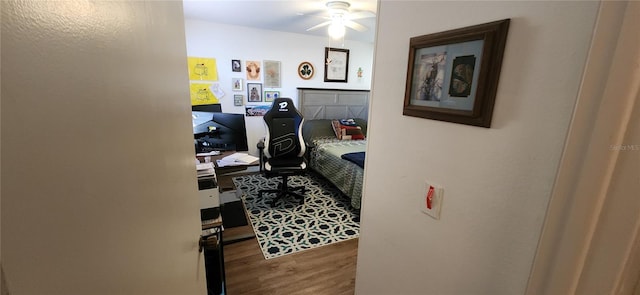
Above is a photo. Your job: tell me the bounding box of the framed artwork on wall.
[324,47,349,83]
[247,83,262,102]
[246,60,261,81]
[298,61,314,80]
[232,59,241,72]
[232,78,243,91]
[245,105,270,117]
[403,19,510,128]
[234,94,243,106]
[264,91,280,103]
[263,60,281,88]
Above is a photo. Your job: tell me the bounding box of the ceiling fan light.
[328,22,345,39]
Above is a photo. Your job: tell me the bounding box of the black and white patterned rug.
[232,172,360,259]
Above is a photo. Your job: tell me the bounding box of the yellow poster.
[188,57,218,81]
[190,83,219,105]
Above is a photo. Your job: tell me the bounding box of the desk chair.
[257,98,307,207]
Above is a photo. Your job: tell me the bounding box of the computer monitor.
[192,111,249,152]
[192,104,222,113]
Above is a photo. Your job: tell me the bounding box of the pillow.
[332,119,365,140]
[339,118,357,126]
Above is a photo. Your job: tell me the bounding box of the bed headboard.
[297,88,369,120]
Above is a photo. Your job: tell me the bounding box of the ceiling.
[182,0,378,43]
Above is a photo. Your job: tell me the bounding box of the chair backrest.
[263,97,306,159]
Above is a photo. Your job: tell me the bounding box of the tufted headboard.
[297,88,370,120]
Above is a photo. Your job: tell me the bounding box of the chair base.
[258,175,305,207]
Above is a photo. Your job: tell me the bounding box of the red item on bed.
[332,120,365,140]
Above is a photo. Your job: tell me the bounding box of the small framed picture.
[264,91,280,102]
[245,105,270,117]
[234,94,243,106]
[246,60,261,81]
[232,78,243,91]
[263,60,281,88]
[247,83,262,102]
[324,47,349,83]
[403,19,510,127]
[232,59,241,72]
[298,61,314,80]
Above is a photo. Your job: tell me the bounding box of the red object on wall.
[427,185,435,209]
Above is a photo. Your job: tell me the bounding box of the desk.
[198,151,258,172]
[196,160,226,295]
[198,151,259,191]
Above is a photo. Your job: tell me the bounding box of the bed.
[297,88,370,209]
[302,119,367,209]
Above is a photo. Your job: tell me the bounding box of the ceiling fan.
[305,1,376,39]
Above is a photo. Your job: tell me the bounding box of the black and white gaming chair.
[257,97,307,207]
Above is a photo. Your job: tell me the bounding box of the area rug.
[232,172,360,259]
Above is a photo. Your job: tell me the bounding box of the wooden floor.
[223,237,359,295]
[219,169,359,294]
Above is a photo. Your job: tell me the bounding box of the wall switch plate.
[421,181,444,220]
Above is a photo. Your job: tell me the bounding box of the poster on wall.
[209,83,225,99]
[245,105,271,117]
[263,60,281,88]
[246,60,261,81]
[190,83,219,106]
[187,57,218,81]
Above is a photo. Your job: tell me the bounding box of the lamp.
[327,21,345,39]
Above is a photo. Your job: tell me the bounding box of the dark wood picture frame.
[403,19,510,128]
[324,47,349,83]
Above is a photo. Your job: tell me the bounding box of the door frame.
[526,1,640,294]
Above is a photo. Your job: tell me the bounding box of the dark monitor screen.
[191,104,222,113]
[192,111,248,152]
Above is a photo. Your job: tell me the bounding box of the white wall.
[184,20,374,155]
[356,1,599,294]
[2,2,206,294]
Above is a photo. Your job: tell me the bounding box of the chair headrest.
[266,97,299,118]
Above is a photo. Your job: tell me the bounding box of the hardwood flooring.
[223,237,359,295]
[219,169,359,294]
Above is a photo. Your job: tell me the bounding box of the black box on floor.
[201,207,220,221]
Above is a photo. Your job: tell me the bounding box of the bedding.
[303,119,367,209]
[331,120,366,140]
[341,152,365,168]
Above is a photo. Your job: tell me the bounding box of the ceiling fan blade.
[348,11,376,20]
[306,21,332,31]
[344,20,367,32]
